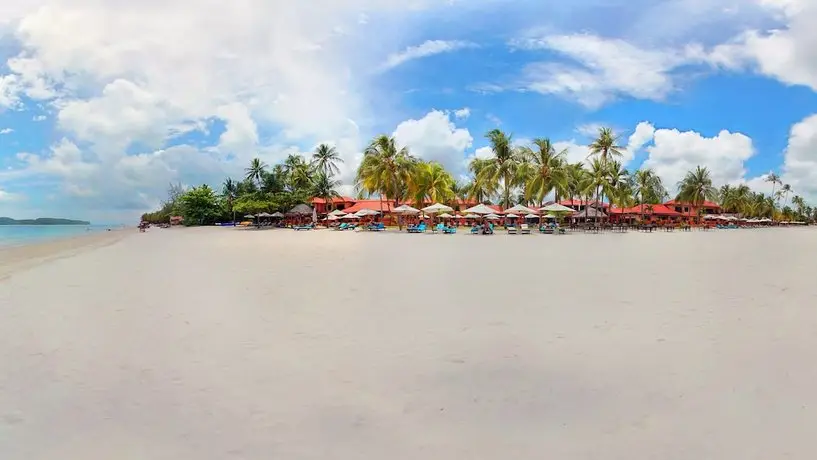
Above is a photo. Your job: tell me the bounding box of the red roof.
[311,196,355,205]
[664,199,720,209]
[343,200,396,213]
[559,199,609,208]
[611,204,682,216]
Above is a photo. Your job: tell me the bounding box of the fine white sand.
[2,226,817,459]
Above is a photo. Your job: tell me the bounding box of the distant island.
[0,217,91,225]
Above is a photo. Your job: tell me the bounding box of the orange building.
[663,199,721,219]
[310,196,356,214]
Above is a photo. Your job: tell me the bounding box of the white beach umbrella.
[485,213,500,220]
[539,203,574,213]
[354,209,380,217]
[421,203,454,214]
[463,203,497,215]
[326,215,340,221]
[525,213,539,219]
[704,214,718,220]
[505,213,519,218]
[505,204,538,215]
[256,212,272,217]
[543,213,557,219]
[343,214,359,219]
[271,212,284,218]
[393,204,420,214]
[464,213,480,219]
[438,213,454,218]
[328,209,347,216]
[243,214,255,219]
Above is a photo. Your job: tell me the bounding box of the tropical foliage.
[141,143,344,225]
[143,127,816,225]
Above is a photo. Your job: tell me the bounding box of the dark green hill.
[0,217,91,225]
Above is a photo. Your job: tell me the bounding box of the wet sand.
[1,226,817,459]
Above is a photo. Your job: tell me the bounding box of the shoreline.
[0,228,130,280]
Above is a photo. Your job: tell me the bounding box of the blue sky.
[0,0,816,223]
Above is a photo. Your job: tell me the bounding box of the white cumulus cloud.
[393,109,473,174]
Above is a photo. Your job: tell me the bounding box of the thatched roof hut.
[287,204,314,216]
[571,206,607,219]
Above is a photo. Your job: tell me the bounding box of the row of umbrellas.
[390,202,575,216]
[703,215,773,223]
[244,212,284,219]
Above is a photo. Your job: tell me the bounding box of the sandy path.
[1,227,816,459]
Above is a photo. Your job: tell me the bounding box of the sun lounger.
[520,223,531,234]
[540,225,554,234]
[293,223,314,231]
[367,222,385,231]
[470,225,480,234]
[434,223,445,233]
[443,225,456,234]
[335,223,349,231]
[507,226,517,234]
[408,223,426,233]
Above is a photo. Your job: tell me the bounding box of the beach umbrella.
[343,214,358,219]
[525,213,539,219]
[543,213,557,219]
[438,213,454,218]
[421,203,454,214]
[243,214,255,219]
[505,204,537,215]
[354,209,380,217]
[539,203,574,213]
[328,209,347,217]
[256,212,272,217]
[464,213,480,219]
[393,204,420,214]
[326,215,340,221]
[505,213,519,218]
[463,203,497,215]
[485,213,500,220]
[271,212,284,218]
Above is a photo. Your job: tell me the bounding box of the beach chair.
[520,223,531,234]
[507,225,517,234]
[470,225,480,234]
[293,223,314,231]
[335,223,349,231]
[540,225,554,235]
[408,223,426,233]
[367,222,385,231]
[434,223,446,233]
[443,225,456,234]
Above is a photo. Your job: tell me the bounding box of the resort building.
[664,199,721,217]
[310,196,357,214]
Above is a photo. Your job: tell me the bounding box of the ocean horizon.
[0,224,120,247]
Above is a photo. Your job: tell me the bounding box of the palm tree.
[222,178,238,223]
[311,172,342,213]
[409,161,456,206]
[588,158,608,224]
[245,158,267,188]
[676,166,717,225]
[565,162,589,207]
[765,172,781,206]
[780,183,792,207]
[792,195,806,219]
[474,129,523,208]
[633,168,662,222]
[356,135,417,211]
[520,138,568,206]
[467,158,497,203]
[312,143,343,177]
[588,127,625,220]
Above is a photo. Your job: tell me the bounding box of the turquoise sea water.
[0,225,115,247]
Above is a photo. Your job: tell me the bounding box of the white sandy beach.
[2,226,817,459]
